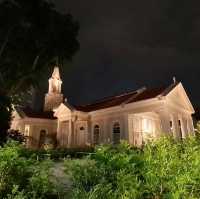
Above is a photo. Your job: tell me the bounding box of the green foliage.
[0,141,63,199]
[66,136,200,199]
[21,147,94,160]
[27,160,57,199]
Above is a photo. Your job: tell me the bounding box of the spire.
[44,66,63,111]
[52,66,61,80]
[48,66,62,94]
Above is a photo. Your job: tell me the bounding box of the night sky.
[52,1,200,107]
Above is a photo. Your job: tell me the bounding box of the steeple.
[44,66,64,111]
[48,66,62,94]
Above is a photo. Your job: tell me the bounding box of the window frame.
[112,122,121,144]
[93,124,100,145]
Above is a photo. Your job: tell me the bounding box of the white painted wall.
[11,83,195,149]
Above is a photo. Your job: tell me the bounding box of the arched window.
[113,122,120,144]
[93,125,100,145]
[39,130,47,148]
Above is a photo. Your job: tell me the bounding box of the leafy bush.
[0,141,62,198]
[21,147,95,161]
[66,136,200,199]
[7,130,26,143]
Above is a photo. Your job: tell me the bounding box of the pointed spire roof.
[52,66,61,80]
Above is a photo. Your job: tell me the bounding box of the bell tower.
[44,66,64,111]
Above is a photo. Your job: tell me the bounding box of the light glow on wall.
[24,125,30,136]
[142,118,154,134]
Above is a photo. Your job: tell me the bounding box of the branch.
[8,71,34,96]
[32,55,40,70]
[32,49,45,70]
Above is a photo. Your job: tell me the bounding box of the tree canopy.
[0,90,12,143]
[0,0,79,140]
[0,0,79,96]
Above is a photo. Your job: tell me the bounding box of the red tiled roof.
[75,82,179,112]
[17,107,56,120]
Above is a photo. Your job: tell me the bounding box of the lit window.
[113,122,120,144]
[24,125,30,136]
[93,125,100,145]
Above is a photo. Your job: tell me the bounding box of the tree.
[0,0,79,96]
[0,0,79,141]
[0,90,12,144]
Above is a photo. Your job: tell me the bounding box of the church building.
[11,67,195,148]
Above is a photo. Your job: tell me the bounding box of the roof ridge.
[78,88,139,107]
[159,81,180,97]
[74,83,177,112]
[120,87,147,106]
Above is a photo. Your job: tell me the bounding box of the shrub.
[0,141,61,198]
[21,147,95,161]
[66,135,200,199]
[66,143,144,199]
[0,141,33,198]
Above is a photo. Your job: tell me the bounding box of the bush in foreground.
[66,136,200,199]
[0,141,60,199]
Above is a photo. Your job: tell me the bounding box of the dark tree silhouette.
[0,0,79,95]
[0,90,12,143]
[0,0,79,141]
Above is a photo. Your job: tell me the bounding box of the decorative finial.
[173,76,176,84]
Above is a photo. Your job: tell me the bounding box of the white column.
[68,120,72,148]
[182,117,189,138]
[173,115,180,138]
[123,113,129,141]
[188,117,195,135]
[128,115,133,145]
[171,115,179,138]
[56,120,60,146]
[157,111,171,135]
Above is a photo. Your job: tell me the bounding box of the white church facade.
[11,67,195,149]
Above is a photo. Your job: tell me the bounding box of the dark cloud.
[52,0,200,106]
